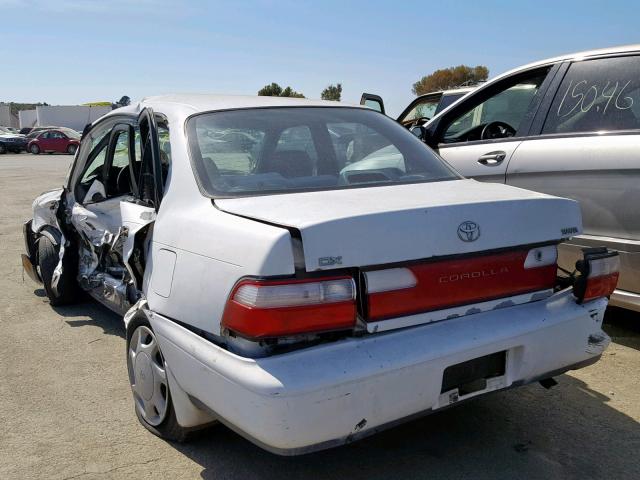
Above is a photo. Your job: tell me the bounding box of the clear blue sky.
[1,0,639,116]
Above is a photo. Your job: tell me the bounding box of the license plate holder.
[441,350,506,397]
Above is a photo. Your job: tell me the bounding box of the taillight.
[573,248,620,303]
[221,276,356,339]
[365,246,557,321]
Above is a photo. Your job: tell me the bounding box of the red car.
[28,129,80,155]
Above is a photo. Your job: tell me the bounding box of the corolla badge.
[457,221,480,242]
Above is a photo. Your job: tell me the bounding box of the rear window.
[187,107,458,197]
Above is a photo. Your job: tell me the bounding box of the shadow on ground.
[51,299,125,338]
[604,307,640,351]
[171,370,639,480]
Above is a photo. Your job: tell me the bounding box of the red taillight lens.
[573,248,620,303]
[365,246,558,321]
[221,277,356,339]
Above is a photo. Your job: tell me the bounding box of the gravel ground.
[0,153,638,480]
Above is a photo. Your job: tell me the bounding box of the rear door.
[505,55,640,294]
[426,66,557,182]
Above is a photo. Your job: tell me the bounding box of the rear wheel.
[37,235,79,306]
[0,144,5,154]
[67,144,78,155]
[29,144,40,154]
[127,319,189,442]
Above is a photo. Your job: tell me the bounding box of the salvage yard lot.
[0,153,639,480]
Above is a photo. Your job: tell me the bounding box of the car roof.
[107,94,360,122]
[426,44,640,124]
[480,44,640,88]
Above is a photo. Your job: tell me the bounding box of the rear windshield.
[187,107,458,197]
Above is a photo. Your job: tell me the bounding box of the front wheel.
[37,235,79,306]
[127,319,189,442]
[29,144,40,154]
[0,144,6,154]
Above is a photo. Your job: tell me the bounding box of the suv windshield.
[188,107,458,197]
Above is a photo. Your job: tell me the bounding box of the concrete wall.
[0,104,19,128]
[35,105,113,131]
[18,109,37,129]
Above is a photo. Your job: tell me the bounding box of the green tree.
[258,83,305,98]
[258,83,283,96]
[412,65,489,96]
[321,83,342,101]
[280,86,305,98]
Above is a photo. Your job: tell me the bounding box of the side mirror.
[360,93,385,115]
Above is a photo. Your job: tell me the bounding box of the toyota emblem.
[457,221,480,242]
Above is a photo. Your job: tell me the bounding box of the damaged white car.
[22,94,619,455]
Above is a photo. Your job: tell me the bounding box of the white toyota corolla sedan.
[22,94,618,455]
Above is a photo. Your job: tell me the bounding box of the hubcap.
[128,326,169,426]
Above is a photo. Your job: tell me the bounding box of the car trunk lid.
[216,179,582,272]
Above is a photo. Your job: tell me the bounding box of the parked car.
[0,126,20,134]
[0,129,27,153]
[363,45,640,312]
[27,128,80,154]
[362,85,477,127]
[22,94,616,455]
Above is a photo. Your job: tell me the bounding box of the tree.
[258,83,282,96]
[258,83,305,98]
[321,83,342,101]
[112,95,131,109]
[412,65,489,96]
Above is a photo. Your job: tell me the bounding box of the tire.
[29,144,40,154]
[127,317,190,442]
[0,144,6,154]
[37,235,79,306]
[67,144,78,155]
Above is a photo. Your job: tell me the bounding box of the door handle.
[477,151,506,166]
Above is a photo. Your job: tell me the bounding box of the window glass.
[442,70,549,142]
[435,93,465,114]
[80,142,107,185]
[276,125,318,164]
[112,130,130,168]
[188,107,458,197]
[403,99,439,123]
[543,56,640,134]
[158,122,171,186]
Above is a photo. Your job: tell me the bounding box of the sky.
[1,0,639,116]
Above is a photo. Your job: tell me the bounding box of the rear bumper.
[150,289,609,455]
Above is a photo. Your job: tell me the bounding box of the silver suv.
[369,45,640,311]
